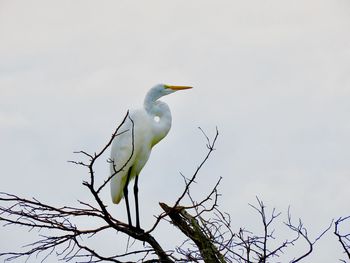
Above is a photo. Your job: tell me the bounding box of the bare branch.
[174,127,219,207]
[147,127,219,235]
[0,120,338,263]
[97,114,135,194]
[160,203,226,263]
[334,216,350,261]
[0,112,173,263]
[285,208,333,263]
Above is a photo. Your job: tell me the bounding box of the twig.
[147,127,219,234]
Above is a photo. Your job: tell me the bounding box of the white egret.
[109,84,192,229]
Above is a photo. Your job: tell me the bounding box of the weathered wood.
[160,203,226,263]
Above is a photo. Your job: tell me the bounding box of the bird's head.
[144,84,193,111]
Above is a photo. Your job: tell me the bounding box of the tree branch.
[0,111,173,263]
[160,203,226,263]
[334,216,350,261]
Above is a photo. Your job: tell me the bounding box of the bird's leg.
[124,167,132,227]
[134,175,140,230]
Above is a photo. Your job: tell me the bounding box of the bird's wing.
[110,110,152,204]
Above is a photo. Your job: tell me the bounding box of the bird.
[109,84,192,230]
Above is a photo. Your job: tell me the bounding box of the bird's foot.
[135,226,144,233]
[127,224,144,233]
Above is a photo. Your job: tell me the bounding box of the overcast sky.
[1,1,350,262]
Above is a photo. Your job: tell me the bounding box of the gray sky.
[1,0,349,262]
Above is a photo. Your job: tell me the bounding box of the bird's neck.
[144,97,172,147]
[143,89,163,112]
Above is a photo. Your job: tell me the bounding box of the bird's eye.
[154,116,160,122]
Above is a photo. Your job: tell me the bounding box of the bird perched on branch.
[110,84,192,230]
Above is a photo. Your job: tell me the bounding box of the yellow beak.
[165,85,193,90]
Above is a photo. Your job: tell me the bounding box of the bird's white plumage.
[110,109,154,203]
[109,84,191,204]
